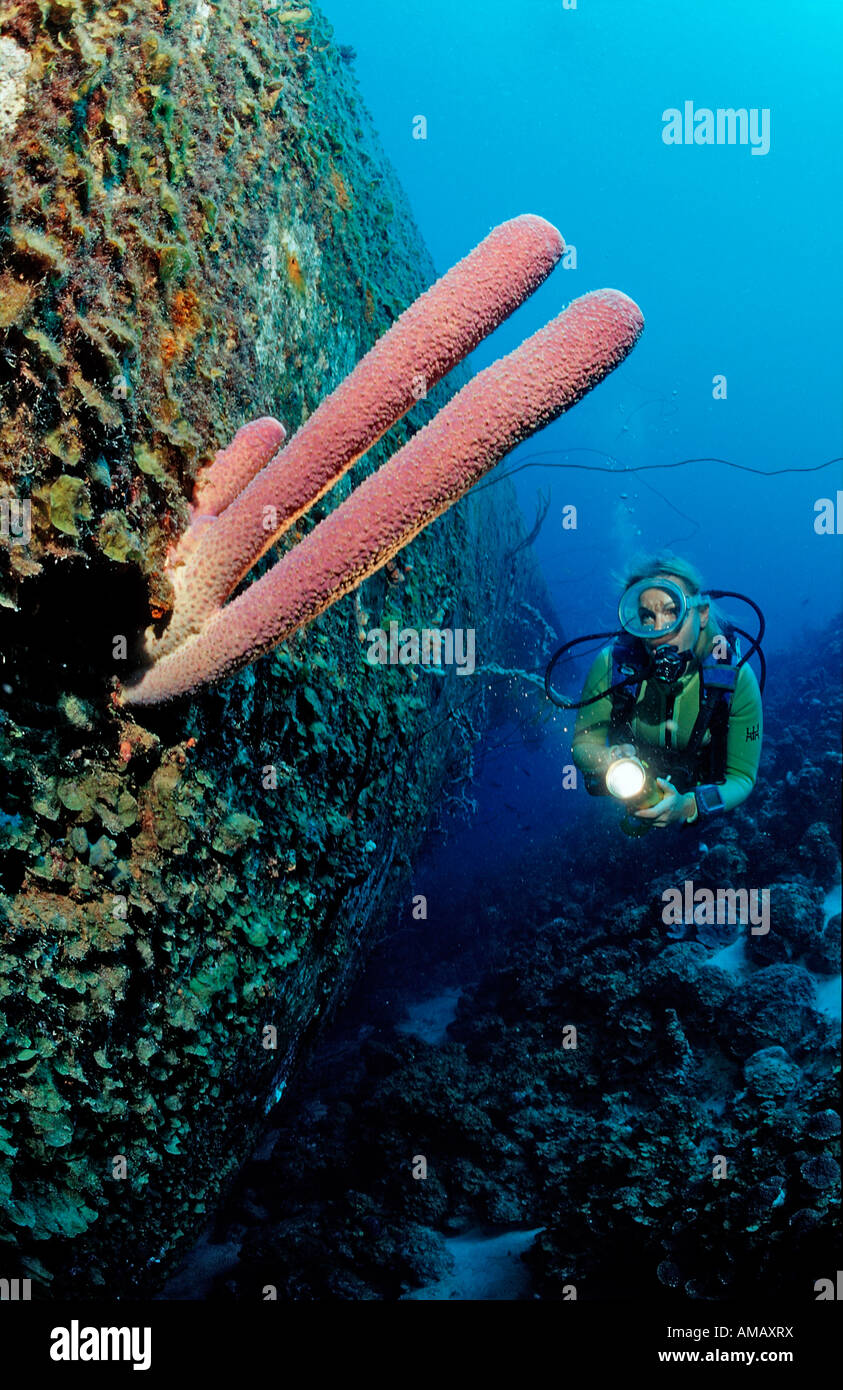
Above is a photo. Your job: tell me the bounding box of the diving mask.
[618,577,708,641]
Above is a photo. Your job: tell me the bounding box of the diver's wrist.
[683,794,699,824]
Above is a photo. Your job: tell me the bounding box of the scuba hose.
[544,588,767,710]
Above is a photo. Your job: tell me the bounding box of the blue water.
[330,0,842,641]
[326,0,843,864]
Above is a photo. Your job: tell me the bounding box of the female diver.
[553,554,764,832]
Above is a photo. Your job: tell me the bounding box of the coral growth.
[185,618,840,1302]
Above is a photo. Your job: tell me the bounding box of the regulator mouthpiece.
[651,643,691,685]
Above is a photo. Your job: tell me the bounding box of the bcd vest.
[607,632,739,792]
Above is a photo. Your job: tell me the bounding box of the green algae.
[70,370,123,429]
[41,429,82,469]
[46,476,92,537]
[212,811,261,855]
[98,511,143,563]
[10,227,69,277]
[133,444,168,483]
[22,329,63,366]
[156,243,192,282]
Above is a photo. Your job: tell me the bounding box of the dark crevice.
[0,552,149,715]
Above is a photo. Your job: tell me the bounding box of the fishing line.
[419,453,842,739]
[631,472,701,544]
[473,450,842,555]
[472,450,843,492]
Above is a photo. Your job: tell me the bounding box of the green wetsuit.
[571,644,763,810]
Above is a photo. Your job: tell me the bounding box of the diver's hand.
[633,778,696,828]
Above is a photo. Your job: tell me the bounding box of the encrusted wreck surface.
[0,1,557,1295]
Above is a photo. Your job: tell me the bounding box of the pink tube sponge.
[147,215,565,661]
[123,282,643,706]
[193,417,287,518]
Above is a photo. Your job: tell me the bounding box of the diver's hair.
[615,551,729,655]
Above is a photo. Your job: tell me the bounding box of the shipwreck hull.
[0,0,555,1295]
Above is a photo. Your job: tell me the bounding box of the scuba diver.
[545,554,764,834]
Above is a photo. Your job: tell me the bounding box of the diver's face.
[638,577,707,653]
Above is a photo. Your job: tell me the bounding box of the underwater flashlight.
[605,755,649,801]
[605,753,663,837]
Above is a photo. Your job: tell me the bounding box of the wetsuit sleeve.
[717,662,763,811]
[571,649,615,786]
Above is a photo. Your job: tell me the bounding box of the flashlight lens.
[606,757,646,799]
